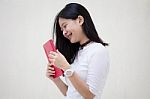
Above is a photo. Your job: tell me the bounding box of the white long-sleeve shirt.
[65,42,110,99]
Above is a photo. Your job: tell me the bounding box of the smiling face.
[58,16,89,44]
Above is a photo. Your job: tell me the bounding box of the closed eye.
[61,24,67,31]
[63,24,67,28]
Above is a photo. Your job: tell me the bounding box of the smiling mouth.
[67,33,72,40]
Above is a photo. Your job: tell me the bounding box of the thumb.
[56,49,61,54]
[56,49,63,57]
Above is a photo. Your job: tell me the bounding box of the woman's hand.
[46,63,60,82]
[46,63,55,80]
[48,50,70,71]
[46,63,68,96]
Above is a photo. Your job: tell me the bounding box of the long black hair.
[53,3,108,64]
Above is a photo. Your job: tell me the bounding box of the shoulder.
[85,42,108,54]
[85,42,109,61]
[78,42,109,60]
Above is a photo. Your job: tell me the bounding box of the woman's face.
[58,16,88,44]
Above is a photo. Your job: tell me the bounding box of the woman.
[46,3,109,99]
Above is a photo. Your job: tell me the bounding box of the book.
[43,39,64,78]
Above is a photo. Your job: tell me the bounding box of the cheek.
[68,24,79,33]
[66,26,72,31]
[67,23,74,30]
[67,21,77,31]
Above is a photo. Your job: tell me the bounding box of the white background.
[0,0,150,99]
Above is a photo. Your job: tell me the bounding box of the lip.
[67,33,72,40]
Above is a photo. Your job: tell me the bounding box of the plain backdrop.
[0,0,150,99]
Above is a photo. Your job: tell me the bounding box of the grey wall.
[0,0,150,99]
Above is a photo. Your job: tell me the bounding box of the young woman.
[46,3,109,99]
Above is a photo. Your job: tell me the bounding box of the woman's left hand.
[48,50,70,71]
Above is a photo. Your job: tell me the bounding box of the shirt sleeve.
[86,47,109,96]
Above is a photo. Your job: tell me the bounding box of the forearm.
[49,51,94,98]
[62,62,94,98]
[53,78,68,96]
[68,72,95,99]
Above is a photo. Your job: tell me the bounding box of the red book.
[43,39,64,78]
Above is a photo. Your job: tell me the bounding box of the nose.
[63,30,67,37]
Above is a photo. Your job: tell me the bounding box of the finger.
[48,53,57,59]
[47,63,53,67]
[56,49,64,58]
[47,62,54,66]
[46,72,55,78]
[47,63,52,66]
[47,64,55,71]
[56,50,62,56]
[49,58,55,63]
[49,62,54,66]
[48,66,54,70]
[47,69,55,74]
[56,49,60,53]
[48,54,54,59]
[46,65,55,79]
[46,68,55,74]
[49,51,57,56]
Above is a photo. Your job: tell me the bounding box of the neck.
[80,39,91,49]
[79,37,90,45]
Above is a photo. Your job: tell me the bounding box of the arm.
[48,51,95,99]
[67,49,109,99]
[46,64,68,96]
[49,52,94,99]
[49,49,109,99]
[67,70,95,99]
[53,78,68,96]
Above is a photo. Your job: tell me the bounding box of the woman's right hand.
[46,63,60,82]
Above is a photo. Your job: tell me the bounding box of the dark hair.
[53,3,108,64]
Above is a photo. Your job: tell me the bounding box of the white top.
[64,42,109,99]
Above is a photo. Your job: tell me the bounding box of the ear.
[77,15,84,25]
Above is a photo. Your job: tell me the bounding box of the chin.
[70,39,76,43]
[70,41,74,43]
